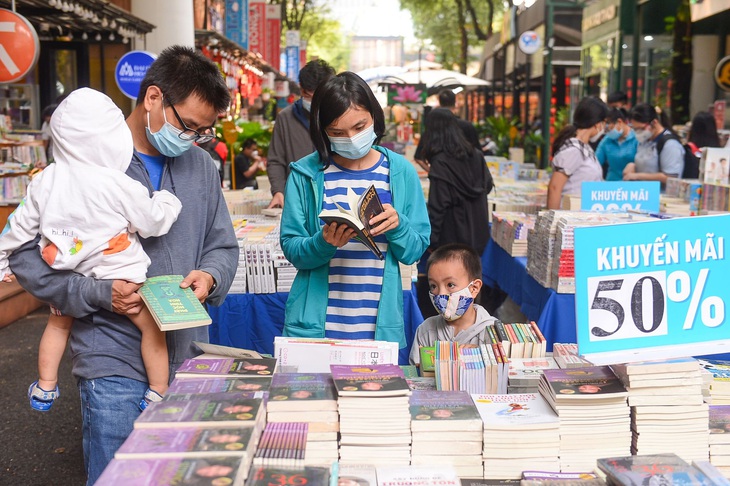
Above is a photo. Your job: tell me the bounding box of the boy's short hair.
[427,243,482,281]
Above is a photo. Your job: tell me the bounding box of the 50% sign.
[574,216,730,364]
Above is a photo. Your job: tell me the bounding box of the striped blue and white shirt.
[322,153,392,340]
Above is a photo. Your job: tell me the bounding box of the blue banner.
[581,181,660,212]
[225,0,248,49]
[285,45,299,81]
[574,214,730,364]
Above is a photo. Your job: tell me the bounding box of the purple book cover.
[409,390,480,421]
[167,377,272,395]
[176,358,276,377]
[542,366,627,398]
[135,397,263,428]
[116,427,256,458]
[269,373,336,401]
[95,456,244,485]
[710,405,730,434]
[329,364,409,397]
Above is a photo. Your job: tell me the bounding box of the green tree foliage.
[299,4,350,72]
[400,0,501,72]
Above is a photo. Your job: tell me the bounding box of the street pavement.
[0,306,86,485]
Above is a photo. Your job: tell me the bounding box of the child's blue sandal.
[138,388,163,412]
[28,381,59,412]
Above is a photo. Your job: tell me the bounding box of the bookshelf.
[0,83,39,130]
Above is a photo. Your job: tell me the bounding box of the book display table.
[481,239,577,349]
[209,289,424,365]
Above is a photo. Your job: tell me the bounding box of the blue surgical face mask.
[429,281,476,321]
[145,102,194,158]
[328,124,376,160]
[605,128,623,140]
[301,97,312,112]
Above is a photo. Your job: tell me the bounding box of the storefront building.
[581,0,680,107]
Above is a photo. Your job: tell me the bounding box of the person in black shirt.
[233,138,266,189]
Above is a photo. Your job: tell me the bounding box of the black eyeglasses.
[167,102,215,143]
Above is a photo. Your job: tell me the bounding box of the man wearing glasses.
[9,46,239,485]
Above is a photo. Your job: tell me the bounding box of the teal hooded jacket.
[280,146,431,348]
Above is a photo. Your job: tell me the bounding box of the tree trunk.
[455,0,468,73]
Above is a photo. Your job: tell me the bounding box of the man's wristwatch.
[209,278,217,293]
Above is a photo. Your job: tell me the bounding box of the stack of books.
[507,356,559,394]
[96,455,250,485]
[266,373,339,465]
[597,452,729,485]
[490,211,536,257]
[472,393,559,480]
[551,343,593,369]
[247,464,332,486]
[174,357,278,380]
[709,405,730,477]
[331,364,412,466]
[164,376,272,401]
[491,321,547,359]
[273,337,399,373]
[539,366,631,472]
[224,190,272,215]
[611,357,710,463]
[252,422,308,467]
[701,359,730,404]
[433,341,507,394]
[409,390,483,478]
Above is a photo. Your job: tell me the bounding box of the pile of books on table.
[490,211,536,257]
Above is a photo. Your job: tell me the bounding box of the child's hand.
[369,204,399,236]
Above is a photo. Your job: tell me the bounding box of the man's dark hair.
[309,71,385,166]
[427,243,482,281]
[607,91,628,105]
[137,45,230,114]
[242,138,257,150]
[298,59,336,92]
[437,89,456,108]
[606,107,629,124]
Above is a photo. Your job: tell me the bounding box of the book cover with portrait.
[409,390,481,432]
[95,456,247,486]
[175,358,277,379]
[115,427,257,459]
[330,364,410,397]
[267,373,337,412]
[166,376,272,395]
[541,366,628,401]
[135,397,264,429]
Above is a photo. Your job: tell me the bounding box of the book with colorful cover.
[166,377,272,396]
[330,364,410,397]
[409,390,482,432]
[709,405,730,439]
[134,397,264,429]
[470,393,559,430]
[407,377,437,391]
[699,359,730,394]
[611,357,700,377]
[252,422,308,467]
[138,275,212,331]
[175,358,277,379]
[246,465,331,486]
[419,346,436,375]
[597,453,716,486]
[267,373,337,412]
[400,365,420,378]
[337,464,378,486]
[541,366,628,400]
[691,461,730,486]
[115,427,258,459]
[508,357,559,386]
[95,456,247,486]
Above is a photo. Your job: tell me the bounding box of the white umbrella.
[378,69,489,94]
[355,66,407,83]
[403,59,443,71]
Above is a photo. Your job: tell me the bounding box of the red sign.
[0,9,39,83]
[264,4,281,70]
[248,0,266,55]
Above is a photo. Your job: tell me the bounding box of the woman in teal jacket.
[280,72,430,349]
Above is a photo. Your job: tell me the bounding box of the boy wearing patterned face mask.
[409,243,498,366]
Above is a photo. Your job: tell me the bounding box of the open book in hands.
[318,184,385,260]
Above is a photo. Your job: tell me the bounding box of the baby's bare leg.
[38,314,74,391]
[128,307,169,395]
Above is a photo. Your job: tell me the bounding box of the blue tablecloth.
[208,289,423,365]
[481,240,576,349]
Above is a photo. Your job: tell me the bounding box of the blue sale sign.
[574,214,730,364]
[581,181,660,212]
[115,51,156,99]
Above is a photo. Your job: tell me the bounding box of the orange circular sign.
[0,9,40,83]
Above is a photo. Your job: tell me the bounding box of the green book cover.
[139,275,212,331]
[420,346,435,373]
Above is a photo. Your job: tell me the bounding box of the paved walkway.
[0,307,86,485]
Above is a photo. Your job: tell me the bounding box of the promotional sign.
[517,30,541,55]
[115,51,157,99]
[0,9,40,83]
[574,214,730,365]
[581,181,660,213]
[264,4,281,70]
[225,0,248,49]
[715,55,730,92]
[285,30,300,81]
[386,83,427,105]
[248,0,266,55]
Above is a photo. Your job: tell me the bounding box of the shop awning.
[0,0,155,41]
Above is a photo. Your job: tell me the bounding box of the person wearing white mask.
[279,71,430,349]
[623,103,684,184]
[547,96,609,209]
[266,59,335,208]
[595,107,638,181]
